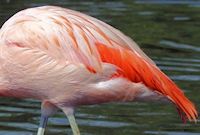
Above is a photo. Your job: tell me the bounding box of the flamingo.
[0,6,198,135]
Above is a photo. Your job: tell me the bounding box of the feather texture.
[0,6,155,72]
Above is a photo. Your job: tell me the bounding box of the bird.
[0,6,198,135]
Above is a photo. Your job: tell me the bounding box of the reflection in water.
[0,0,200,135]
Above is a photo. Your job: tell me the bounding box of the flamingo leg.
[62,107,80,135]
[37,115,48,135]
[37,101,58,135]
[67,114,80,135]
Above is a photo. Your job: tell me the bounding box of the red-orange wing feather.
[96,42,198,122]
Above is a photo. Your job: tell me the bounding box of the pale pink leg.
[37,101,58,135]
[37,115,48,135]
[62,107,80,135]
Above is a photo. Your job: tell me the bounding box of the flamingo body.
[0,6,197,134]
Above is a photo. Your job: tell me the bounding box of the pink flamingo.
[0,6,197,135]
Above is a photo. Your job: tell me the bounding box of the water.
[0,0,200,135]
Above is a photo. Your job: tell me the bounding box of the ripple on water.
[155,58,200,73]
[145,131,200,135]
[159,66,200,72]
[156,61,200,68]
[135,0,200,6]
[48,117,132,128]
[170,75,200,81]
[0,106,40,114]
[137,112,171,116]
[0,122,37,131]
[138,11,155,16]
[154,57,200,63]
[173,16,191,21]
[159,40,200,52]
[0,131,33,135]
[77,113,107,119]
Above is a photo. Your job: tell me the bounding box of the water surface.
[0,0,200,135]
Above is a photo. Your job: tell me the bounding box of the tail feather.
[96,42,198,122]
[153,68,198,121]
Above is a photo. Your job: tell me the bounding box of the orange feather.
[96,42,198,122]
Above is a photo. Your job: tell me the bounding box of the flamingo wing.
[96,42,197,122]
[0,6,154,72]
